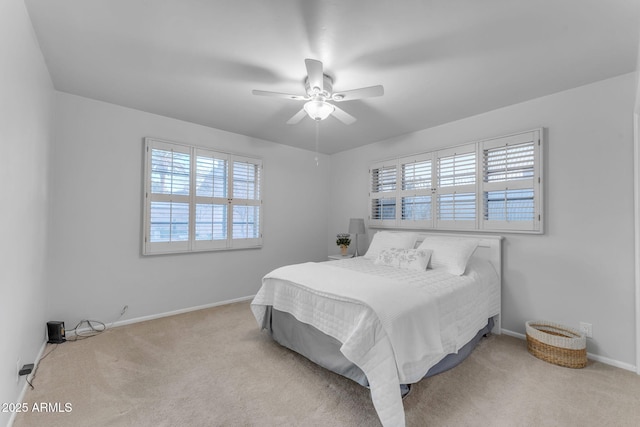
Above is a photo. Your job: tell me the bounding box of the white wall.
[329,73,637,367]
[0,0,54,424]
[48,92,329,329]
[634,43,640,374]
[3,9,637,423]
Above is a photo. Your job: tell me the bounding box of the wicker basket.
[525,321,587,368]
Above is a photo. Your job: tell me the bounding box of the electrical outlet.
[16,358,21,383]
[579,322,593,338]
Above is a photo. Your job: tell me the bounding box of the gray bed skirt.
[263,306,493,396]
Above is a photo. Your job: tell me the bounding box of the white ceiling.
[25,0,640,154]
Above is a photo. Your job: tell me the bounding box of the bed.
[251,231,502,427]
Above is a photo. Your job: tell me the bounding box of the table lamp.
[348,218,365,257]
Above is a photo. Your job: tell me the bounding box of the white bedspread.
[251,257,498,427]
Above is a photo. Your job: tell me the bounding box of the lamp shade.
[304,100,334,121]
[348,218,365,234]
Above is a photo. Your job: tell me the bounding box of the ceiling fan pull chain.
[315,121,320,166]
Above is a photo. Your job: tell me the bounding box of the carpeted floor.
[13,301,640,427]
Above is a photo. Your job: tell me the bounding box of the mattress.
[251,256,500,427]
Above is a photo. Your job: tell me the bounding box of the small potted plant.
[336,233,351,256]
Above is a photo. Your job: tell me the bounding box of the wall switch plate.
[579,322,593,338]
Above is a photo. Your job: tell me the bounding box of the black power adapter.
[19,364,34,376]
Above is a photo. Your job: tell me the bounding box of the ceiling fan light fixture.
[304,99,334,121]
[252,58,383,125]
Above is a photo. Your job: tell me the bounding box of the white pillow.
[417,236,478,275]
[363,231,418,260]
[374,248,433,271]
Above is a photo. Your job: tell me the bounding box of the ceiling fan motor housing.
[305,74,333,98]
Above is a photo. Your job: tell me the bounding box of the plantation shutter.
[435,143,477,229]
[145,140,191,254]
[480,130,542,232]
[399,153,434,228]
[367,129,543,234]
[193,149,229,250]
[143,138,263,254]
[369,160,398,227]
[230,157,263,248]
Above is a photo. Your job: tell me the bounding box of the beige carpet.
[14,301,640,427]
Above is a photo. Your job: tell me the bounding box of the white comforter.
[251,257,499,427]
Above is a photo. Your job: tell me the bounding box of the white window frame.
[479,130,542,232]
[399,153,435,228]
[369,159,399,228]
[369,128,544,234]
[143,138,263,255]
[434,143,478,230]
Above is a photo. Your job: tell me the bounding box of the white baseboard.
[501,328,637,373]
[67,295,256,337]
[501,328,526,340]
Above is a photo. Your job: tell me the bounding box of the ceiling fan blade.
[252,90,307,101]
[305,58,324,93]
[286,108,308,125]
[332,85,384,102]
[331,105,356,125]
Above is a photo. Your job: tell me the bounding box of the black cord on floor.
[26,343,58,390]
[66,319,107,341]
[28,311,125,390]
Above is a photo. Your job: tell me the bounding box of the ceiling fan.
[252,59,384,125]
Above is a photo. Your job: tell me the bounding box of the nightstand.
[328,254,354,260]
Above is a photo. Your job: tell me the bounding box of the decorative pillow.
[374,248,433,271]
[363,231,418,260]
[417,236,478,275]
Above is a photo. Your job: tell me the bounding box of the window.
[480,131,540,231]
[370,161,398,226]
[143,138,262,255]
[400,154,433,227]
[369,129,543,233]
[435,145,477,229]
